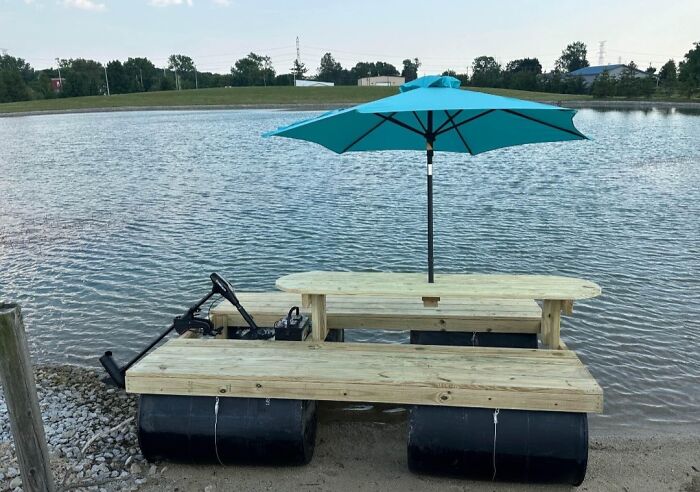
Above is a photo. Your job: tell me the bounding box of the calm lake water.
[1,108,699,433]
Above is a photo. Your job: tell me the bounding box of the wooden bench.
[210,292,542,335]
[126,338,603,414]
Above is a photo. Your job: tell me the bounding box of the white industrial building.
[357,76,405,87]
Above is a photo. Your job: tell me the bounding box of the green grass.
[0,86,594,114]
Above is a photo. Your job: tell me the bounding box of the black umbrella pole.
[427,144,434,283]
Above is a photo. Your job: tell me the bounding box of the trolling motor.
[99,272,271,388]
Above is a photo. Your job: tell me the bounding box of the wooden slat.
[211,292,542,333]
[126,339,603,413]
[276,271,602,300]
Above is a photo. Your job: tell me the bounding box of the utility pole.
[139,68,144,91]
[104,65,110,96]
[194,64,198,89]
[55,57,63,92]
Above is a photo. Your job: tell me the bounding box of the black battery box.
[274,306,311,341]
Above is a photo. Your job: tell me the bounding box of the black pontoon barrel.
[138,395,316,465]
[407,406,588,484]
[410,330,538,348]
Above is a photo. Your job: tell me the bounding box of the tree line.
[1,41,699,103]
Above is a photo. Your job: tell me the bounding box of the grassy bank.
[0,86,592,114]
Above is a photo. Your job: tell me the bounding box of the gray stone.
[9,477,22,489]
[129,463,142,475]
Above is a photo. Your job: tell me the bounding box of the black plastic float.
[407,406,588,485]
[138,395,317,465]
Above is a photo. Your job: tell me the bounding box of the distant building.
[295,80,334,87]
[358,76,405,87]
[50,77,64,93]
[567,64,652,87]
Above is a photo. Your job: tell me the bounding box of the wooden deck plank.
[211,293,542,333]
[126,339,603,413]
[276,271,602,300]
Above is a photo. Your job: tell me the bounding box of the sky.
[1,0,698,75]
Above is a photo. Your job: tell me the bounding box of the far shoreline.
[2,99,700,119]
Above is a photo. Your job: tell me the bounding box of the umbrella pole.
[427,111,435,283]
[427,145,434,283]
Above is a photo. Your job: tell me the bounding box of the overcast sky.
[1,0,698,74]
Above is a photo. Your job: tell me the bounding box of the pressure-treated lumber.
[276,271,601,300]
[542,300,563,349]
[126,339,603,414]
[0,303,56,492]
[210,292,542,333]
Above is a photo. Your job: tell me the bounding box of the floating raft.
[126,273,604,484]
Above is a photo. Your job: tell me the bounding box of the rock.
[129,463,142,475]
[7,467,19,478]
[204,485,215,492]
[124,456,133,466]
[9,477,22,488]
[148,464,157,476]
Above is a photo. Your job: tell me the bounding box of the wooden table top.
[276,271,602,300]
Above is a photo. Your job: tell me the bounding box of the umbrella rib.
[412,111,427,133]
[443,110,473,155]
[375,114,426,137]
[434,110,463,134]
[501,109,586,138]
[435,110,494,136]
[341,112,396,153]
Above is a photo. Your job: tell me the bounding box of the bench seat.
[126,339,603,413]
[210,292,542,333]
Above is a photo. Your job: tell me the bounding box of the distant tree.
[168,54,196,90]
[555,42,590,73]
[678,42,700,97]
[231,53,275,86]
[350,61,399,82]
[658,59,677,93]
[0,54,31,102]
[62,59,105,97]
[317,52,343,83]
[617,61,641,97]
[291,59,308,81]
[401,58,421,81]
[106,60,131,94]
[645,66,656,75]
[504,57,542,91]
[470,56,502,87]
[590,70,616,98]
[124,57,158,92]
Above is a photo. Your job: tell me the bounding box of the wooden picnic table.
[276,271,602,348]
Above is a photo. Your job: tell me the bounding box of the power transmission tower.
[597,41,606,66]
[294,36,301,86]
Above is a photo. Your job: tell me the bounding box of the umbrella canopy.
[264,75,587,282]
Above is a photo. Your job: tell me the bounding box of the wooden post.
[0,303,56,492]
[541,300,562,350]
[309,294,328,342]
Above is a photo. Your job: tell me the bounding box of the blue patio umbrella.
[264,75,587,282]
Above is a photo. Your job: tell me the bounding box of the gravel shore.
[1,365,699,492]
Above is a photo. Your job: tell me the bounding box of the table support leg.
[309,294,328,342]
[541,300,562,349]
